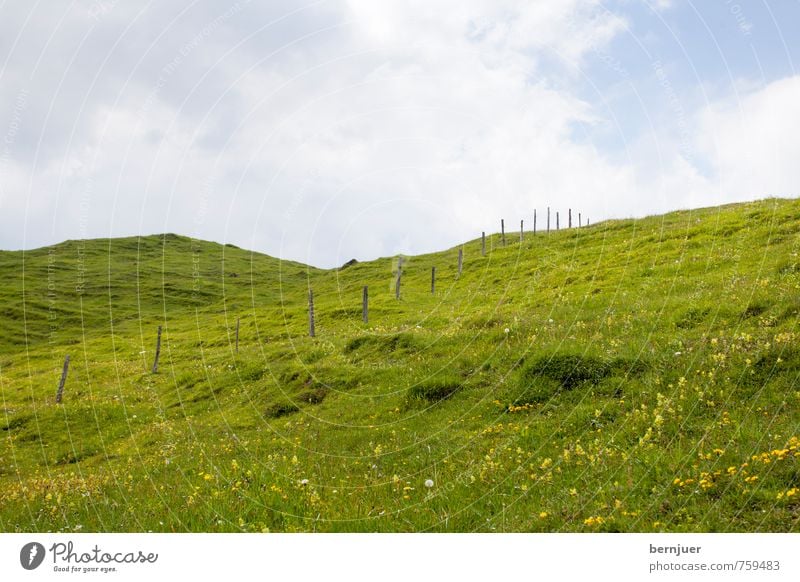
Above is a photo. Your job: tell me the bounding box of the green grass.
[0,198,799,532]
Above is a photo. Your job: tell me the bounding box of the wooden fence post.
[395,258,402,300]
[308,290,316,337]
[55,354,70,403]
[235,316,240,354]
[501,219,506,246]
[431,266,436,294]
[520,219,524,242]
[362,286,368,324]
[152,326,162,373]
[534,209,537,235]
[458,248,463,276]
[556,211,560,231]
[481,231,486,256]
[578,212,582,228]
[569,208,572,228]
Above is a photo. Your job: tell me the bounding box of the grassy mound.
[0,198,799,533]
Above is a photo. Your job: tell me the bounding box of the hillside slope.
[1,199,799,532]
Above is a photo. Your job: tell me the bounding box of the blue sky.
[580,1,798,156]
[1,1,799,267]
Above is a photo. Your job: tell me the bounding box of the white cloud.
[613,74,800,221]
[1,0,632,266]
[697,75,800,201]
[2,2,795,268]
[208,0,632,265]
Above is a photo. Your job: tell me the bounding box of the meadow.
[0,198,798,532]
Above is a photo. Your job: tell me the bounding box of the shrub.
[524,354,610,389]
[741,301,769,319]
[264,401,300,418]
[511,354,648,406]
[299,385,329,405]
[407,378,462,403]
[343,336,371,353]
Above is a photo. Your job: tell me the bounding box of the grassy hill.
[1,198,799,532]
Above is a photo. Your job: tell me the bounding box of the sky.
[0,0,798,268]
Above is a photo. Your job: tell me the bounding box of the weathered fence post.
[520,219,524,242]
[308,290,316,337]
[431,266,436,294]
[395,257,402,300]
[55,354,70,403]
[458,248,463,276]
[481,231,486,256]
[534,209,537,235]
[362,286,368,324]
[152,325,162,373]
[556,211,560,231]
[547,207,551,233]
[578,212,582,228]
[501,219,506,246]
[569,208,572,228]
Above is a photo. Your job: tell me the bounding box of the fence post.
[578,212,582,228]
[520,219,524,242]
[556,211,560,231]
[431,266,436,294]
[481,231,486,256]
[55,354,70,404]
[308,290,316,337]
[395,257,402,300]
[152,325,162,373]
[362,286,368,324]
[501,219,506,246]
[458,248,463,276]
[534,209,537,235]
[569,208,572,228]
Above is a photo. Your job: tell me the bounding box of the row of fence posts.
[497,207,589,246]
[54,209,589,402]
[304,208,588,339]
